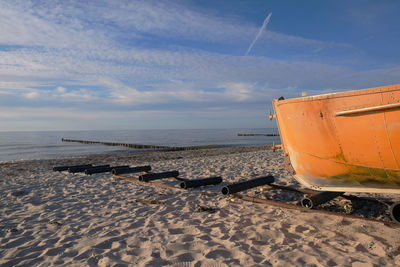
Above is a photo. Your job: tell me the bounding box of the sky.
[0,0,399,131]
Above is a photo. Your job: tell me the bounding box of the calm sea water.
[0,128,280,162]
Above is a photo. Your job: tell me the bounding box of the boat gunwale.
[273,84,400,106]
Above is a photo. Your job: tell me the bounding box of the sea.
[0,128,280,162]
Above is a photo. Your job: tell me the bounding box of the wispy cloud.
[0,0,354,53]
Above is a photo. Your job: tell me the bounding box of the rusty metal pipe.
[84,165,111,175]
[111,165,151,175]
[85,165,128,175]
[390,201,400,224]
[68,164,103,173]
[53,164,92,172]
[139,171,179,182]
[221,175,274,195]
[180,176,222,189]
[301,191,343,209]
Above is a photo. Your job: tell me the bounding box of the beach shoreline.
[0,145,272,168]
[1,146,399,266]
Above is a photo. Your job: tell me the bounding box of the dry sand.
[1,146,400,266]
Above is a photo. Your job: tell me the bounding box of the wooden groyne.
[237,133,279,137]
[61,138,223,151]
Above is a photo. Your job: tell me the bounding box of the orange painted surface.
[273,84,400,193]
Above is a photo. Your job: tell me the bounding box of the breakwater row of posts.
[237,133,279,136]
[61,138,223,151]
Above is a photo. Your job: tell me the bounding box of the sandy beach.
[1,146,400,266]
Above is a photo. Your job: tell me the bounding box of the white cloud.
[59,89,99,102]
[222,83,253,101]
[13,87,99,103]
[0,106,210,121]
[56,86,66,93]
[2,44,399,109]
[24,91,40,99]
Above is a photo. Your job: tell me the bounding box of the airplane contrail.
[245,12,272,56]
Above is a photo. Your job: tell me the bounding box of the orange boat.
[272,84,400,194]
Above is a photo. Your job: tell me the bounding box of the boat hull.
[273,84,400,193]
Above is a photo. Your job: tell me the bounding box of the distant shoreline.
[0,145,273,165]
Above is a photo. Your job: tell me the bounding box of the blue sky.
[0,0,399,131]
